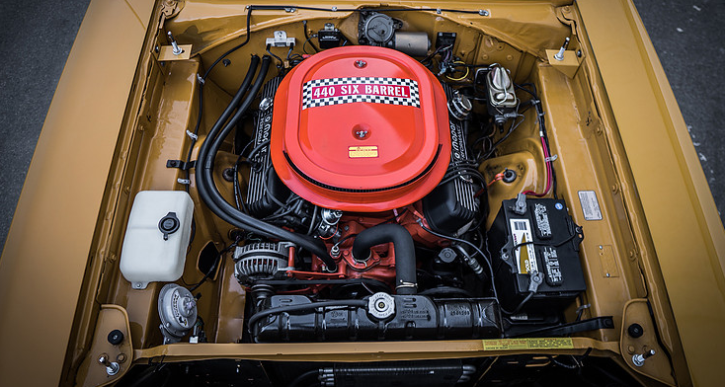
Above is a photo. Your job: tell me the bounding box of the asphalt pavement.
[0,1,722,253]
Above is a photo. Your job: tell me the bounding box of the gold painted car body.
[0,0,723,386]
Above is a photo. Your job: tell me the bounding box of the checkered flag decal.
[302,77,420,109]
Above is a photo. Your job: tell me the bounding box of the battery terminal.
[528,271,543,293]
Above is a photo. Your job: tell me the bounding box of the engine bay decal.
[348,145,379,158]
[302,77,420,109]
[482,338,574,351]
[578,190,603,221]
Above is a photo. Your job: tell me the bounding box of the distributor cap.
[362,13,396,45]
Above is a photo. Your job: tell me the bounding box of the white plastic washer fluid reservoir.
[120,191,194,289]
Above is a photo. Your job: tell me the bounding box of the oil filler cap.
[158,212,180,240]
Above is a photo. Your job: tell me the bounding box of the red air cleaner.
[270,46,451,212]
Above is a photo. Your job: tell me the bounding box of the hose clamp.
[395,281,418,291]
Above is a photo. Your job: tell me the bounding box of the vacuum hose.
[352,224,417,294]
[194,55,336,270]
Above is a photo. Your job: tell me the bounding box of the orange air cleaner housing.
[270,46,451,212]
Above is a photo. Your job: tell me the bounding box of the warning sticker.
[578,190,603,221]
[349,146,379,158]
[510,219,538,275]
[482,338,574,351]
[302,77,420,109]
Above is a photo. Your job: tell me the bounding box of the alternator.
[234,242,294,285]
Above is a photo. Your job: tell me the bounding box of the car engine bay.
[141,18,591,345]
[72,3,684,386]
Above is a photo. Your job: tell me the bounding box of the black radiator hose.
[195,55,336,270]
[352,224,417,294]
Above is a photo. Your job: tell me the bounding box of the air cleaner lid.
[270,46,451,212]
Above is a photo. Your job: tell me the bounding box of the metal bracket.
[160,0,185,19]
[158,44,192,61]
[266,31,296,47]
[166,159,196,171]
[545,48,583,78]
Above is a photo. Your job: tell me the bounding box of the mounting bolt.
[554,37,570,61]
[168,31,183,55]
[330,244,341,258]
[632,349,655,367]
[479,9,489,16]
[98,354,120,376]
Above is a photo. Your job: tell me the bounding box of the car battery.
[487,195,586,313]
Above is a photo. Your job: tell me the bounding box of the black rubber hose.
[195,56,336,270]
[249,299,368,328]
[352,224,417,295]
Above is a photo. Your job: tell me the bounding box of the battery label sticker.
[510,219,538,275]
[302,77,420,109]
[542,246,563,286]
[348,146,379,158]
[578,190,603,220]
[482,338,574,351]
[533,203,552,239]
